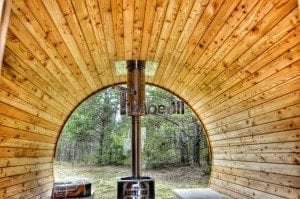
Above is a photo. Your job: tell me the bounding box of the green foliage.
[56,86,210,168]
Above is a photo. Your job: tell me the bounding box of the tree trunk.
[179,131,189,165]
[98,132,104,165]
[193,121,201,166]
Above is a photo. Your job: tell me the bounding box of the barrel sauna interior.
[0,0,299,198]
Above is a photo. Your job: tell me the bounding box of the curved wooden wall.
[0,0,299,198]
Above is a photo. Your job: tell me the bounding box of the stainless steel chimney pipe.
[126,60,146,178]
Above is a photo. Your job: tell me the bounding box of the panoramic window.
[54,85,211,198]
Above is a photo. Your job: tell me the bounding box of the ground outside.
[54,162,209,199]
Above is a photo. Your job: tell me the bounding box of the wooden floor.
[0,0,299,198]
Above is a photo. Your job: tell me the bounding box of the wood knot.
[251,26,258,32]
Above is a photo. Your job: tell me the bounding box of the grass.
[54,162,209,199]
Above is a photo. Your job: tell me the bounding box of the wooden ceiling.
[0,0,299,198]
[2,0,298,107]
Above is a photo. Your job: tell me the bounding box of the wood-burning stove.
[117,60,155,199]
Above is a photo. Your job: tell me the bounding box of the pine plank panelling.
[0,0,299,198]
